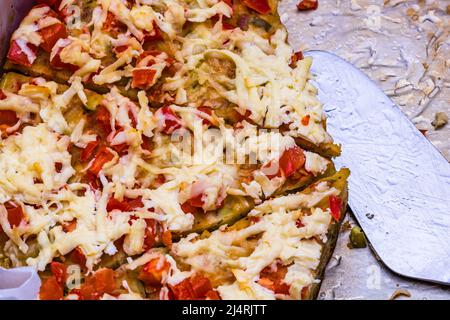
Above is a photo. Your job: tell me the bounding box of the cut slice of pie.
[118,169,349,300]
[4,0,340,157]
[0,72,340,276]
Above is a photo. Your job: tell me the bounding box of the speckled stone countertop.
[279,0,449,299]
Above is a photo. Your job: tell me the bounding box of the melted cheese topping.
[3,0,342,294]
[12,6,60,46]
[0,124,74,205]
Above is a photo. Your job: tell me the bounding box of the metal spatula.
[306,50,450,285]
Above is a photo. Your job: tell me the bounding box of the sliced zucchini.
[307,169,350,299]
[179,195,255,237]
[295,136,342,158]
[0,72,32,92]
[275,162,337,196]
[85,91,104,111]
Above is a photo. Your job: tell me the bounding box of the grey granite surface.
[279,0,449,299]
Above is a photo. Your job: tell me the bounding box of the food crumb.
[348,226,367,249]
[297,0,318,11]
[431,112,448,130]
[389,289,412,300]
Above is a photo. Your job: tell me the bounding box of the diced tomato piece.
[301,114,310,126]
[127,198,145,210]
[81,139,100,162]
[102,12,126,36]
[50,47,78,71]
[96,105,112,134]
[50,261,67,286]
[222,21,235,30]
[131,69,157,90]
[36,0,62,11]
[258,263,290,295]
[190,274,213,298]
[107,197,144,212]
[143,22,163,43]
[156,106,182,134]
[128,109,138,128]
[161,230,172,248]
[197,106,214,126]
[290,51,304,68]
[143,219,158,249]
[235,109,252,123]
[89,147,114,175]
[113,45,129,55]
[170,278,195,300]
[279,146,305,178]
[39,23,68,52]
[301,286,310,299]
[77,283,98,300]
[110,142,129,156]
[54,162,63,173]
[106,198,127,212]
[181,192,205,215]
[62,219,77,232]
[154,174,166,185]
[297,0,318,11]
[5,204,24,228]
[0,89,19,127]
[78,268,116,300]
[329,195,342,221]
[85,172,101,190]
[70,247,86,268]
[180,201,202,215]
[242,0,272,15]
[7,40,38,67]
[89,268,116,295]
[170,274,215,300]
[295,219,304,228]
[249,216,261,224]
[39,276,64,300]
[138,257,171,287]
[189,193,204,208]
[211,14,235,29]
[141,135,153,152]
[137,50,163,65]
[0,110,19,127]
[205,290,221,300]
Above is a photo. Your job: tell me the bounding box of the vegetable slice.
[328,195,342,221]
[242,0,272,15]
[88,147,114,175]
[7,41,38,67]
[138,257,170,286]
[297,0,318,11]
[39,276,64,300]
[5,204,24,228]
[39,23,68,53]
[132,69,157,90]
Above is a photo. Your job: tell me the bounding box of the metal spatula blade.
[306,50,450,285]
